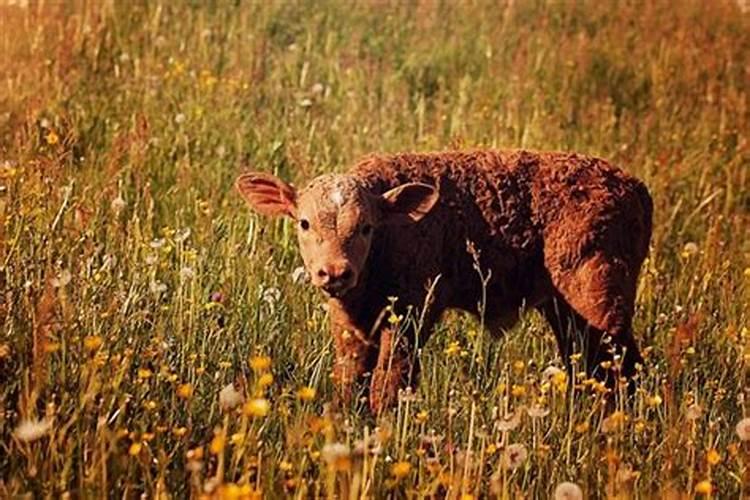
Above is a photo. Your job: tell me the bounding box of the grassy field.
[1,0,749,497]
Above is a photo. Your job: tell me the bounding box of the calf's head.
[236,172,438,298]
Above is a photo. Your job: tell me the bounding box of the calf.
[236,150,652,412]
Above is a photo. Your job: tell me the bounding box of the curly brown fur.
[236,150,653,413]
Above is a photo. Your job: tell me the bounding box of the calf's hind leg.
[544,251,644,386]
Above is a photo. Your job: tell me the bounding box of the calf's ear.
[235,172,297,218]
[379,183,439,225]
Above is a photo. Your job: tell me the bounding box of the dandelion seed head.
[218,383,244,411]
[736,417,750,441]
[554,482,583,500]
[500,443,528,471]
[14,418,52,442]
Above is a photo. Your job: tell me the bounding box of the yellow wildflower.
[511,384,527,397]
[210,434,226,454]
[83,335,103,352]
[297,386,316,401]
[706,448,721,466]
[257,373,273,388]
[695,480,712,495]
[45,130,59,145]
[177,383,193,399]
[137,368,153,379]
[444,341,460,356]
[391,461,411,479]
[128,442,142,456]
[249,355,271,372]
[243,398,270,418]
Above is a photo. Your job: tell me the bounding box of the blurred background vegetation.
[0,0,748,497]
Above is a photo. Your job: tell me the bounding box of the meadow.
[0,0,749,497]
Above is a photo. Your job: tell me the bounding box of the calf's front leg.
[369,327,419,414]
[332,325,376,408]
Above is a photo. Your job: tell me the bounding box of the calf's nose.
[317,263,354,290]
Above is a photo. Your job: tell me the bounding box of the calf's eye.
[299,219,310,231]
[361,223,372,236]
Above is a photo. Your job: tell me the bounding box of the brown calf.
[236,150,652,413]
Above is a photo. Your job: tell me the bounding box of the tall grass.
[1,0,748,497]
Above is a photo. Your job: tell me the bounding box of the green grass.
[1,0,749,497]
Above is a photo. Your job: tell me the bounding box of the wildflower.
[257,373,273,388]
[706,448,721,465]
[173,427,188,437]
[415,410,429,423]
[321,443,351,471]
[686,403,702,421]
[137,368,153,379]
[511,384,527,397]
[45,130,59,145]
[219,383,244,411]
[111,196,126,213]
[177,383,193,400]
[554,482,583,500]
[186,446,204,460]
[179,266,195,280]
[736,417,750,441]
[174,113,186,124]
[512,360,525,373]
[297,386,316,401]
[444,341,461,356]
[391,461,411,478]
[354,437,383,458]
[527,405,550,418]
[230,432,245,445]
[262,286,281,306]
[209,434,225,454]
[496,409,522,432]
[243,398,270,418]
[695,480,712,495]
[291,266,308,284]
[602,411,628,433]
[249,355,271,372]
[14,418,52,442]
[647,394,663,407]
[575,421,590,433]
[501,443,528,471]
[311,82,324,94]
[175,228,191,242]
[210,291,225,304]
[0,343,11,359]
[681,242,699,258]
[83,335,103,352]
[299,98,313,108]
[51,269,72,287]
[128,442,142,456]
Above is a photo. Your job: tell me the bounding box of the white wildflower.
[218,383,244,411]
[500,443,528,471]
[736,417,750,441]
[111,195,126,214]
[527,404,550,418]
[52,269,72,288]
[174,113,186,124]
[291,266,309,284]
[262,287,281,305]
[686,403,702,421]
[496,409,522,432]
[180,266,195,280]
[14,418,52,442]
[321,442,350,464]
[175,228,191,243]
[554,482,583,500]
